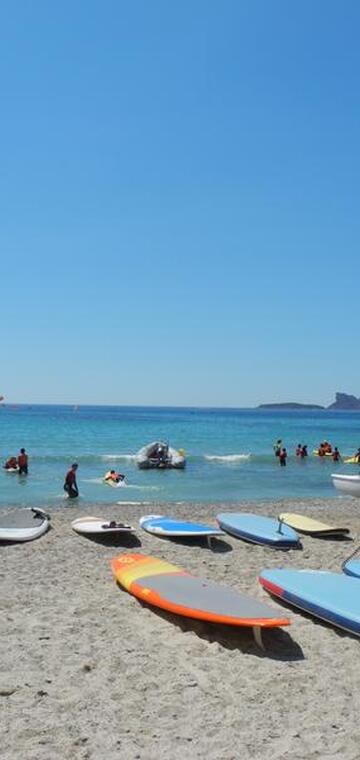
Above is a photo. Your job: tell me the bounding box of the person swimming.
[4,456,18,470]
[296,444,302,456]
[104,470,125,483]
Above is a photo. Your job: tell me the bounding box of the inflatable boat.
[135,441,186,469]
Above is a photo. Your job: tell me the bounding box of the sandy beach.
[1,497,360,759]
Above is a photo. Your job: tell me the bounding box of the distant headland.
[258,393,360,411]
[258,402,325,410]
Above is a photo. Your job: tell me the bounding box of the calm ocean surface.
[1,405,360,508]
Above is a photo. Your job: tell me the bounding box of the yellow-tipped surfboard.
[111,553,290,647]
[279,513,349,538]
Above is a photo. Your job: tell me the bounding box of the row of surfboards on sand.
[2,507,360,646]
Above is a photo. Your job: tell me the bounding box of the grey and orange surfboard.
[111,554,290,647]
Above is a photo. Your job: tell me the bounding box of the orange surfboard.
[111,554,290,647]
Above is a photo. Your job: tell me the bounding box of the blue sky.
[1,1,360,406]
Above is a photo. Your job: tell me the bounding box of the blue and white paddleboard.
[260,568,360,637]
[139,514,224,541]
[217,513,300,548]
[343,559,360,579]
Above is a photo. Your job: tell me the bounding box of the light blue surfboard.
[260,568,360,637]
[216,513,299,548]
[139,514,224,541]
[342,558,360,579]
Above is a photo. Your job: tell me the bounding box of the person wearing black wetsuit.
[64,463,79,498]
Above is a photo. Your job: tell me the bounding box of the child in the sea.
[332,447,341,462]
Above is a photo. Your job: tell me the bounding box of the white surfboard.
[103,479,126,488]
[0,508,50,542]
[72,516,135,536]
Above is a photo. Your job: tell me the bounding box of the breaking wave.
[101,454,136,461]
[204,453,251,462]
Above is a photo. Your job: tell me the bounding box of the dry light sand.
[1,497,360,760]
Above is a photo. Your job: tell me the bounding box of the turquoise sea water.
[1,405,360,508]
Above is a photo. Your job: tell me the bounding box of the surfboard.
[342,558,360,579]
[344,457,360,464]
[312,450,333,457]
[111,553,290,646]
[72,516,135,535]
[139,515,224,546]
[0,508,50,542]
[217,513,300,548]
[259,568,360,637]
[331,473,360,497]
[103,478,126,488]
[279,513,349,537]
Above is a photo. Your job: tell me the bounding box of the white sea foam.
[117,501,153,506]
[126,484,160,491]
[101,454,136,461]
[82,478,158,491]
[204,453,251,462]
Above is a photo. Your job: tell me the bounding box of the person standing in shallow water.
[18,448,28,475]
[273,439,282,458]
[64,463,79,498]
[279,448,287,466]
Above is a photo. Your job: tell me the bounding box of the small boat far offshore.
[135,441,186,469]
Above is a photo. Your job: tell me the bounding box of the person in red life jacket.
[296,444,302,456]
[4,456,18,470]
[17,448,28,475]
[279,448,287,466]
[300,444,308,458]
[332,447,341,462]
[64,463,79,498]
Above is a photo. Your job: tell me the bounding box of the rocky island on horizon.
[258,393,360,411]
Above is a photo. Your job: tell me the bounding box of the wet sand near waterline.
[1,497,360,760]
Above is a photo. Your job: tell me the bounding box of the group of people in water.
[3,452,125,499]
[4,448,29,475]
[273,439,360,465]
[64,465,125,498]
[315,441,341,460]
